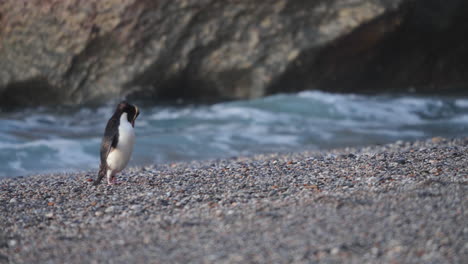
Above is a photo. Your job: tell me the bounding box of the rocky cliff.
[0,0,466,107]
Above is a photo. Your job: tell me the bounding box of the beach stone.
[395,158,407,165]
[44,212,54,219]
[331,247,340,255]
[130,205,142,212]
[104,206,116,214]
[7,240,17,247]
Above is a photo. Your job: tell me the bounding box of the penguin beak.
[132,106,139,127]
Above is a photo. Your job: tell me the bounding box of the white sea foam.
[149,108,193,120]
[455,99,468,108]
[450,114,468,123]
[0,138,99,173]
[8,160,27,174]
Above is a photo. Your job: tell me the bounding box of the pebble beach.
[1,137,467,263]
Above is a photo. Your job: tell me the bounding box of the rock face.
[0,0,466,107]
[270,0,468,95]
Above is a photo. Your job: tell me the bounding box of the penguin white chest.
[106,113,135,172]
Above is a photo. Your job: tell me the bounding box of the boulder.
[0,0,465,107]
[270,0,468,95]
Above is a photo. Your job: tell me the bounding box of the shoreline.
[1,137,467,263]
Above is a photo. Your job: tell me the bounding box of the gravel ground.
[0,137,467,263]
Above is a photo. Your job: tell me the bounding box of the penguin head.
[117,101,139,127]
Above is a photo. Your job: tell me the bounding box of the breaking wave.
[1,91,467,177]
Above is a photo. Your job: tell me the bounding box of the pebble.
[130,205,142,211]
[8,240,17,247]
[395,158,407,165]
[105,206,116,213]
[45,212,54,218]
[331,247,340,255]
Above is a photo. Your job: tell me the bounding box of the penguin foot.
[107,176,120,185]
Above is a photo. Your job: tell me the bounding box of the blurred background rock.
[1,0,467,108]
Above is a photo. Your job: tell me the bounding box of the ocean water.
[0,91,467,177]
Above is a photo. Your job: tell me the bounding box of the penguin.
[94,101,140,185]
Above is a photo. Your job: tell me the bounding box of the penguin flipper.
[100,118,119,164]
[94,137,117,185]
[95,117,119,185]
